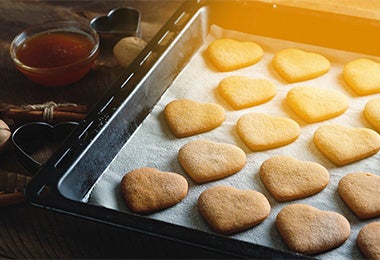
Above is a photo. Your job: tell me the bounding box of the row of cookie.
[182,140,380,222]
[207,38,380,96]
[119,163,379,257]
[121,137,380,218]
[203,188,379,257]
[218,74,380,129]
[164,99,380,166]
[200,194,351,256]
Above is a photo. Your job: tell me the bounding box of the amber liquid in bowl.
[17,32,93,68]
[15,31,97,87]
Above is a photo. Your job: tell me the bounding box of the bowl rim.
[9,20,100,73]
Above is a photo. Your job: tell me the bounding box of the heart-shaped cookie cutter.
[90,7,141,38]
[12,121,78,174]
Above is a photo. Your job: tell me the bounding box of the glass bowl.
[10,20,100,87]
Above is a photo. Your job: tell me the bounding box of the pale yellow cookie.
[343,58,380,96]
[276,204,350,255]
[178,139,246,184]
[273,48,330,83]
[338,172,380,219]
[357,222,380,260]
[198,185,270,234]
[313,124,380,166]
[236,113,300,151]
[206,38,263,72]
[364,97,380,132]
[218,76,276,110]
[164,99,225,138]
[260,156,329,202]
[286,86,348,123]
[121,167,188,214]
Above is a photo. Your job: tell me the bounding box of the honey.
[11,22,99,87]
[16,31,94,68]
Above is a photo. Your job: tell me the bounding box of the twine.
[21,101,78,122]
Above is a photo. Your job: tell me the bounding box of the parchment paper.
[89,25,380,259]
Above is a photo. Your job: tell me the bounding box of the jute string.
[21,101,78,122]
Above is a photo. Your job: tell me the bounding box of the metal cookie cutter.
[12,121,78,174]
[90,7,141,39]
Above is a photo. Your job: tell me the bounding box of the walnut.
[0,120,11,154]
[113,36,147,68]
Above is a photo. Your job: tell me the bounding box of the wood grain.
[0,1,196,258]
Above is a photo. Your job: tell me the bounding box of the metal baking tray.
[25,0,380,258]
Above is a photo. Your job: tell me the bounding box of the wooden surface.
[0,1,222,259]
[0,0,379,258]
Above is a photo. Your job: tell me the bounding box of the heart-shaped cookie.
[364,97,380,132]
[276,204,350,255]
[313,124,380,166]
[273,48,330,83]
[260,156,329,202]
[338,172,380,219]
[286,86,348,123]
[343,58,380,96]
[178,139,246,183]
[218,76,277,110]
[206,38,263,72]
[164,99,225,138]
[198,185,271,234]
[357,222,380,259]
[121,167,188,214]
[236,113,300,151]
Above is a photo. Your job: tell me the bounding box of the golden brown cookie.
[286,86,348,123]
[178,139,246,184]
[260,156,329,202]
[198,185,271,234]
[273,48,330,83]
[218,76,276,110]
[236,113,300,151]
[276,204,350,255]
[121,167,188,214]
[343,58,380,96]
[206,38,263,72]
[364,97,380,132]
[357,222,380,260]
[338,172,380,219]
[164,99,225,138]
[313,124,380,166]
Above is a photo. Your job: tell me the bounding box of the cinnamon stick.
[0,170,30,207]
[0,170,31,193]
[53,105,87,113]
[2,102,88,124]
[7,109,87,123]
[0,192,24,207]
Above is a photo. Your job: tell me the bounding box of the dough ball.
[113,36,147,68]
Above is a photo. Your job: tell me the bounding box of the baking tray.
[24,0,380,258]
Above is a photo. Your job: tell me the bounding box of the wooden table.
[0,1,222,258]
[0,0,378,258]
